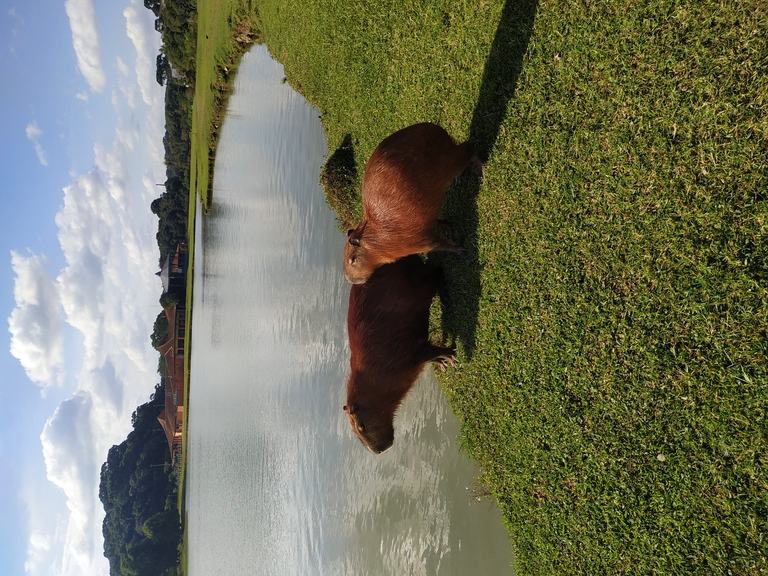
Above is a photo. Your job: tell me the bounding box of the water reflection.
[186,44,514,575]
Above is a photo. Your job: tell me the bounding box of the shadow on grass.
[434,0,538,358]
[321,134,360,231]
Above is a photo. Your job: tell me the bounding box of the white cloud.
[124,4,159,107]
[21,13,168,574]
[25,539,53,575]
[36,85,162,576]
[55,172,113,354]
[24,530,51,573]
[115,56,129,77]
[88,360,124,415]
[8,6,23,31]
[64,0,106,93]
[25,121,48,166]
[76,91,89,101]
[8,251,64,388]
[29,531,51,552]
[40,392,109,576]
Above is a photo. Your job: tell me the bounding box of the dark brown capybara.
[343,122,482,284]
[343,255,456,453]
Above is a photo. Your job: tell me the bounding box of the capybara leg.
[424,260,445,287]
[454,154,486,186]
[471,154,486,180]
[426,264,449,306]
[451,143,483,186]
[430,233,467,258]
[427,345,457,371]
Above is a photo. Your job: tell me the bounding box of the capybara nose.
[376,440,393,454]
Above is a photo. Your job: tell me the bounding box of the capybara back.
[343,123,478,284]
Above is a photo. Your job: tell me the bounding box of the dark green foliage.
[142,0,196,266]
[153,84,193,267]
[152,175,189,266]
[159,291,181,311]
[144,0,162,17]
[319,134,360,231]
[100,384,181,576]
[155,0,197,82]
[151,311,169,348]
[156,54,171,86]
[163,84,193,181]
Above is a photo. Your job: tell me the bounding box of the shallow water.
[185,44,514,576]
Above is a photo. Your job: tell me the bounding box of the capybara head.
[343,403,394,454]
[343,227,377,284]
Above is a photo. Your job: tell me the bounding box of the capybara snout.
[345,256,457,453]
[343,122,480,284]
[343,403,394,454]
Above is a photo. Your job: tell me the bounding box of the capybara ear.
[343,405,349,413]
[347,229,355,237]
[348,237,360,247]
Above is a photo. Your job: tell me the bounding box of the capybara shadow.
[343,123,482,284]
[344,255,456,453]
[434,0,539,359]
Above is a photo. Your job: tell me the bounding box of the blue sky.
[1,1,167,574]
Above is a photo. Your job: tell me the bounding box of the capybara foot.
[435,355,457,372]
[472,155,486,180]
[432,347,457,371]
[454,155,485,186]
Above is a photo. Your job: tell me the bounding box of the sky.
[1,1,168,575]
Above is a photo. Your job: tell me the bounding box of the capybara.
[343,255,456,453]
[343,122,481,284]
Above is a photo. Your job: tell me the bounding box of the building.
[155,304,186,465]
[157,243,188,294]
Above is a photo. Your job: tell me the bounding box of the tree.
[151,311,169,348]
[99,384,181,576]
[143,0,162,17]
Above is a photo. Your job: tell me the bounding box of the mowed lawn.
[191,0,261,210]
[192,0,768,573]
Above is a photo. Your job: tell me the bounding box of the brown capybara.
[343,122,481,284]
[343,255,456,453]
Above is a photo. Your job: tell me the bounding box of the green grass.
[172,147,198,576]
[176,160,198,518]
[178,513,188,576]
[191,0,768,573]
[190,0,262,210]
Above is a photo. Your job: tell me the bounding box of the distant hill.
[99,383,181,576]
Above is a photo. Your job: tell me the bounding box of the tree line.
[149,0,196,269]
[100,0,198,573]
[99,383,182,576]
